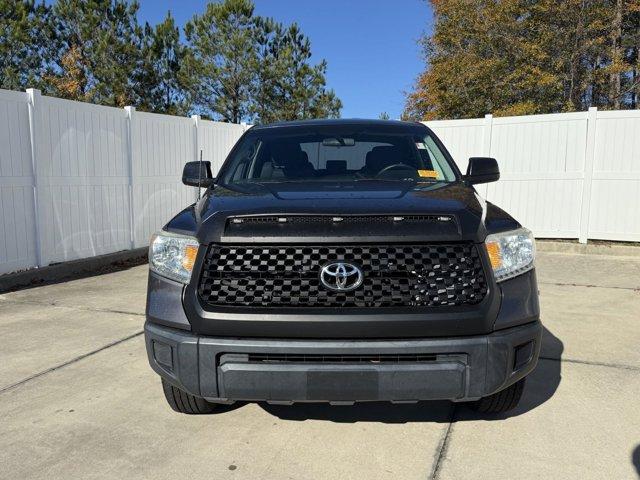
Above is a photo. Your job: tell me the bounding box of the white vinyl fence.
[425,108,640,244]
[1,86,639,275]
[0,88,248,275]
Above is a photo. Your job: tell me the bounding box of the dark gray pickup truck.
[144,119,541,414]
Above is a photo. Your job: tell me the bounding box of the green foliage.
[0,0,341,121]
[405,0,640,120]
[268,24,341,122]
[185,0,258,122]
[47,0,143,106]
[185,0,341,123]
[0,0,52,91]
[136,12,193,115]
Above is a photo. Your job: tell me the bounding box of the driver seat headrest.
[364,146,401,174]
[270,142,316,178]
[283,151,315,177]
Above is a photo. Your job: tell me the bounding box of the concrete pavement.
[0,251,639,479]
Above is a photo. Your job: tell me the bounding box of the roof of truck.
[251,118,426,131]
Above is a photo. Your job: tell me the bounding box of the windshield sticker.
[418,169,439,178]
[416,142,427,150]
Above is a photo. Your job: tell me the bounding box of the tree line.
[0,0,342,123]
[404,0,640,120]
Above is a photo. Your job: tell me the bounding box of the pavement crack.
[0,330,144,395]
[539,281,639,291]
[430,404,455,480]
[539,355,640,372]
[0,297,144,316]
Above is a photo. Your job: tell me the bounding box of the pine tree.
[136,12,194,115]
[45,0,143,106]
[0,0,52,91]
[251,16,289,123]
[185,0,257,122]
[1,0,342,121]
[253,22,341,123]
[278,24,341,121]
[186,0,341,123]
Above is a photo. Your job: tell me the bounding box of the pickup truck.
[144,119,541,414]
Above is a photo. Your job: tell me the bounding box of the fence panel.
[197,119,247,175]
[34,94,131,265]
[427,112,592,239]
[425,117,490,197]
[486,113,588,238]
[0,89,253,275]
[130,111,196,247]
[0,90,37,274]
[425,118,487,172]
[588,110,640,241]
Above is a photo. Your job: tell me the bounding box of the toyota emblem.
[320,262,364,291]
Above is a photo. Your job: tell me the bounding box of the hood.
[165,180,520,244]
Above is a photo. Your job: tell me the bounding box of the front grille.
[246,353,438,364]
[197,243,488,309]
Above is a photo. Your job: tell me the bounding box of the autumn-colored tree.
[44,45,90,101]
[46,0,143,106]
[405,0,640,120]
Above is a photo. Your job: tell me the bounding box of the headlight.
[485,228,535,282]
[149,231,199,284]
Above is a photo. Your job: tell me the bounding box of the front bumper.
[144,320,542,403]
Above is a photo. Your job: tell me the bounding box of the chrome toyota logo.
[320,262,363,291]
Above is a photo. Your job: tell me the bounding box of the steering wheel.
[375,163,415,177]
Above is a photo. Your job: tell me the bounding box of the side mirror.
[182,161,214,188]
[465,157,499,185]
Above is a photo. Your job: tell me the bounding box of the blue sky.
[136,0,433,119]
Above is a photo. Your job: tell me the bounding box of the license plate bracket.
[306,370,379,400]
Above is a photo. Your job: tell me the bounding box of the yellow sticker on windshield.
[418,169,439,178]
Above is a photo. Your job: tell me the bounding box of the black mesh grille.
[197,243,488,309]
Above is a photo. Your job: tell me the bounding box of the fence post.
[483,114,493,156]
[578,107,598,244]
[124,106,136,249]
[26,88,44,268]
[191,114,201,201]
[479,114,493,198]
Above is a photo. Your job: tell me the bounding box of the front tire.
[162,379,217,414]
[470,378,526,414]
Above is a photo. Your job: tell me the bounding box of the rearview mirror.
[322,137,355,147]
[182,161,214,188]
[465,157,499,185]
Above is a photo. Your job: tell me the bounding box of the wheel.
[161,379,217,414]
[470,378,526,414]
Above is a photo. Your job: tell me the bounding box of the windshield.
[219,127,458,185]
